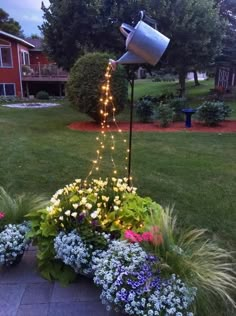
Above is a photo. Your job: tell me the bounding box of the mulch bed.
[68,120,236,133]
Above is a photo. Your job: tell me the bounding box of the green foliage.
[0,8,23,37]
[197,101,231,126]
[148,0,225,94]
[26,209,77,284]
[113,194,163,233]
[135,96,156,123]
[152,74,177,82]
[157,103,173,127]
[0,187,47,230]
[169,98,187,122]
[145,207,236,316]
[40,0,148,69]
[67,52,127,122]
[36,91,50,100]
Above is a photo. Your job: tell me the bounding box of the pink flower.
[124,230,142,243]
[141,232,154,243]
[0,212,5,220]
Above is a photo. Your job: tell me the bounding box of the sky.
[0,0,50,36]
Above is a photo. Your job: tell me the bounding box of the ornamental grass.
[146,207,236,315]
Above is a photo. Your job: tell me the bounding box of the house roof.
[0,30,35,48]
[26,38,43,51]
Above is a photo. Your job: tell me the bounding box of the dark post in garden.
[110,11,170,186]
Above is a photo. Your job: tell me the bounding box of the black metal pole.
[128,70,135,186]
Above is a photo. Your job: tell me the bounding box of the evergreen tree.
[0,8,24,37]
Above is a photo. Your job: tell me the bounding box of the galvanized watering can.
[110,12,170,69]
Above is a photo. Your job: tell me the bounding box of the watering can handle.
[120,23,135,37]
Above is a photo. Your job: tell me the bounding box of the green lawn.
[0,101,235,251]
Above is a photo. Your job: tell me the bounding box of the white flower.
[59,216,64,221]
[65,210,71,216]
[71,212,77,218]
[91,210,100,219]
[113,206,119,211]
[85,203,92,210]
[72,203,79,209]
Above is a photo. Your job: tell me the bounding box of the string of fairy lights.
[87,62,129,179]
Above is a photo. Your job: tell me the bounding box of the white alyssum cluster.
[54,230,110,275]
[54,230,91,273]
[92,240,196,316]
[0,222,30,266]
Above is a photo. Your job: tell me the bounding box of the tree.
[148,0,225,95]
[0,9,23,37]
[40,0,148,70]
[215,0,236,67]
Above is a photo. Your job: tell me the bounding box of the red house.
[0,30,68,98]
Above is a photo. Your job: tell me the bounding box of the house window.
[21,50,30,65]
[0,47,12,67]
[0,83,16,96]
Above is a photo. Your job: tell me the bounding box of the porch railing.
[21,64,68,78]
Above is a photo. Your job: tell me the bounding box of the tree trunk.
[193,70,200,86]
[178,71,186,97]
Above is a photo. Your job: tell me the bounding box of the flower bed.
[0,221,30,266]
[27,177,236,315]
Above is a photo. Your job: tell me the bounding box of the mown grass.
[0,102,235,252]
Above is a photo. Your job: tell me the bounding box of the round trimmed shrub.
[136,96,156,123]
[157,103,173,127]
[67,52,128,123]
[169,97,186,121]
[197,101,231,126]
[36,90,49,100]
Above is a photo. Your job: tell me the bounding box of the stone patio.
[0,247,122,316]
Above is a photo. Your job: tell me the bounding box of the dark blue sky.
[1,0,50,36]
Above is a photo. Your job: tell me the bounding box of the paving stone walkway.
[0,247,122,316]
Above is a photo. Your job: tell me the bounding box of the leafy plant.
[135,96,156,123]
[67,52,128,123]
[169,98,187,121]
[145,207,236,315]
[36,90,49,100]
[0,187,48,229]
[157,103,173,127]
[26,209,77,284]
[197,101,231,126]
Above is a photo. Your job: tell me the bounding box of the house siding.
[29,51,51,65]
[0,40,22,96]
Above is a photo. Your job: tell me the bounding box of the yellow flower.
[80,197,87,205]
[86,203,93,210]
[102,195,109,202]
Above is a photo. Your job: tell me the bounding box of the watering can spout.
[109,52,146,70]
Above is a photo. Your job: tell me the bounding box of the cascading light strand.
[87,62,129,179]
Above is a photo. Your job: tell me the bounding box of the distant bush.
[36,91,49,100]
[197,101,231,126]
[157,103,173,127]
[152,73,177,82]
[169,98,187,121]
[136,96,156,123]
[67,52,127,123]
